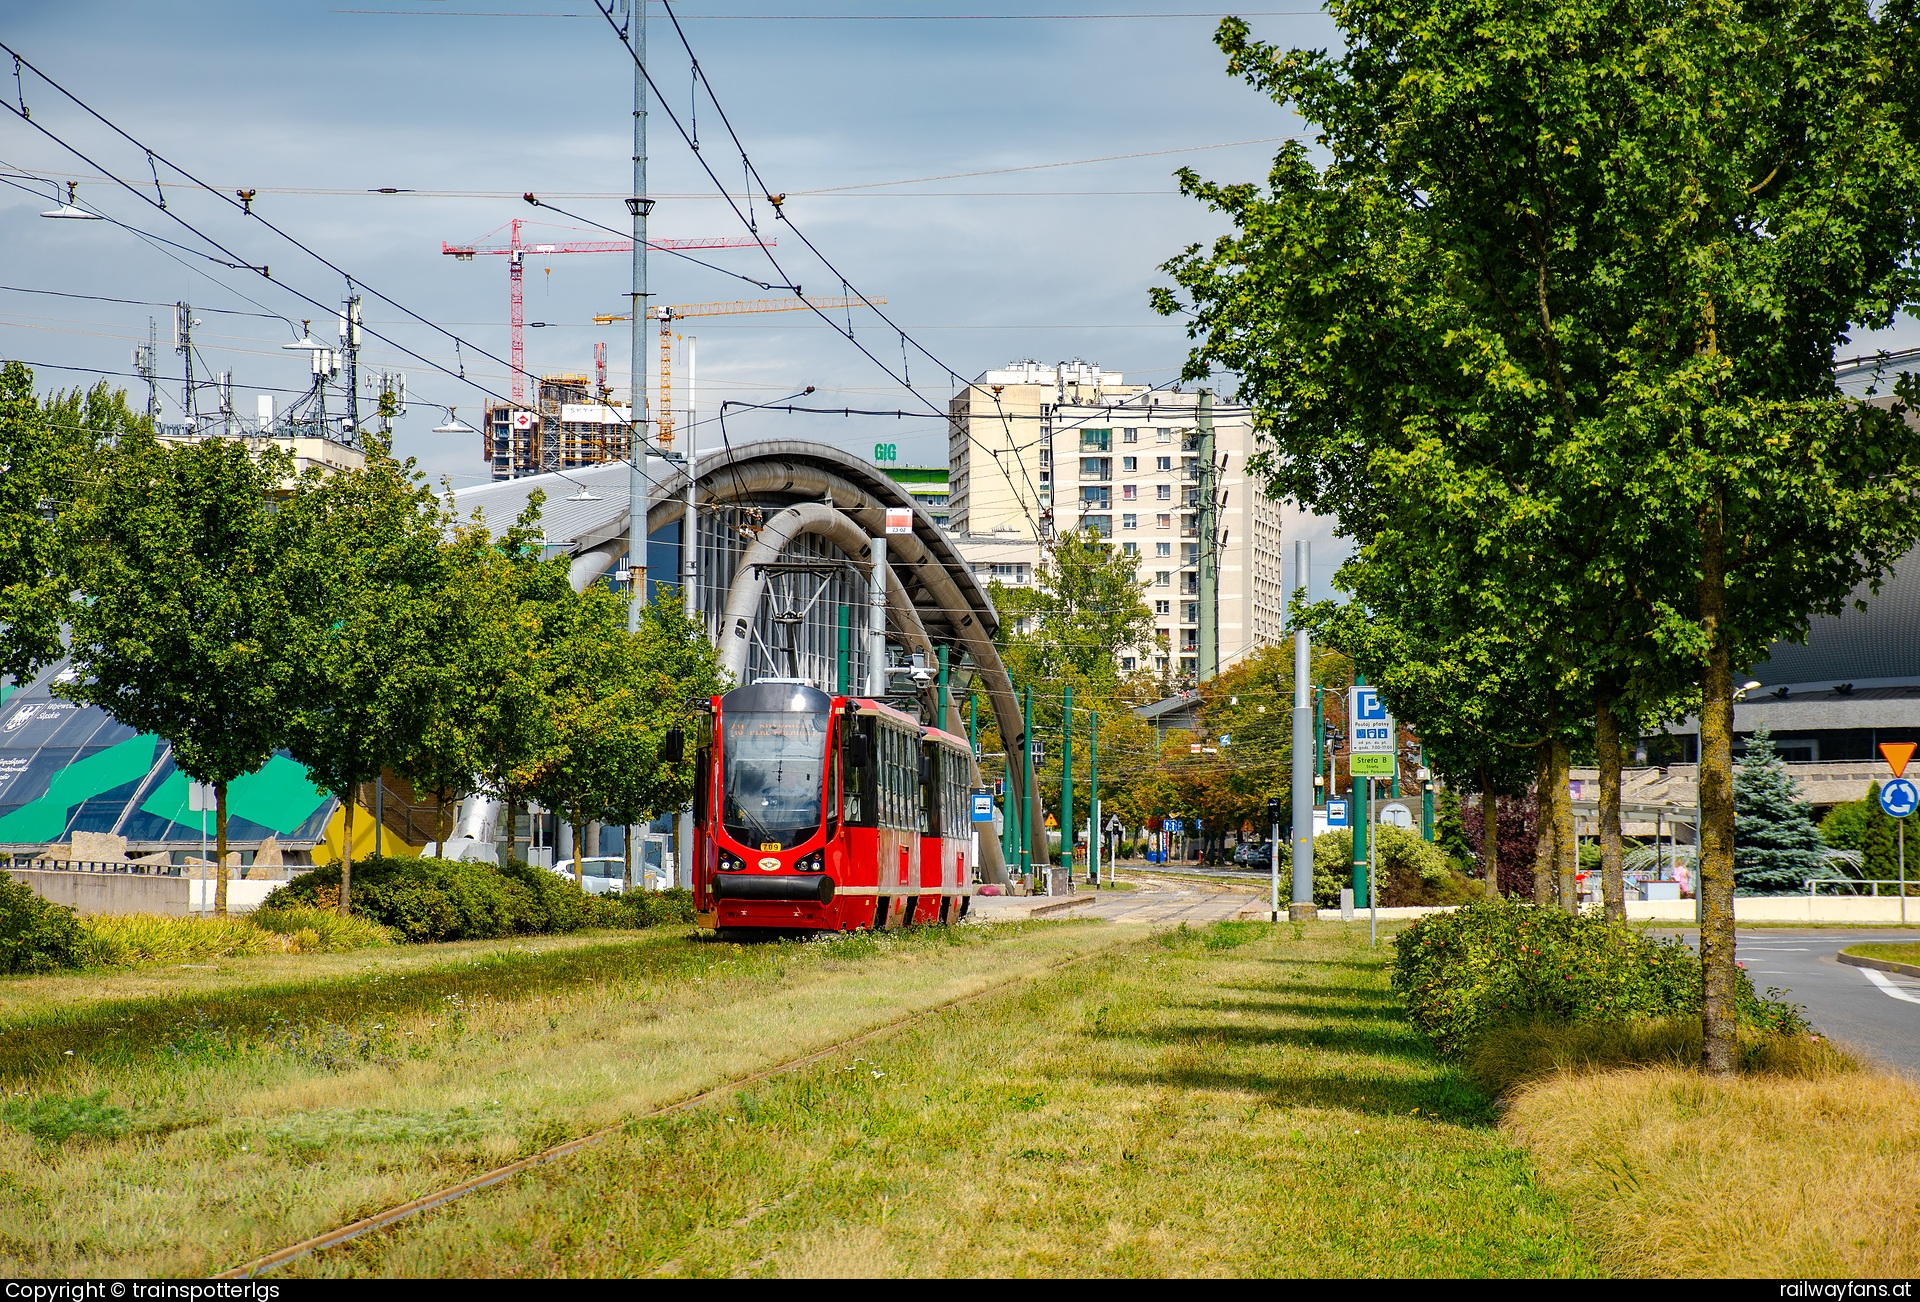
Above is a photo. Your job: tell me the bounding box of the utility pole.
[1291,539,1316,918]
[682,335,699,623]
[1421,745,1436,842]
[937,645,950,726]
[1197,388,1218,683]
[1088,709,1099,888]
[1352,672,1369,908]
[1058,681,1073,895]
[866,536,889,697]
[1020,686,1035,883]
[625,1,652,632]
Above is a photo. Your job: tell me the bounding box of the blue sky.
[0,1,1337,490]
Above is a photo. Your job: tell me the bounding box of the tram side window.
[840,716,876,828]
[693,748,710,827]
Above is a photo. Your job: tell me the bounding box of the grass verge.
[288,919,1595,1278]
[1841,940,1920,967]
[0,919,1123,1276]
[1508,1064,1920,1277]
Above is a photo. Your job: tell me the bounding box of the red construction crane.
[442,219,771,402]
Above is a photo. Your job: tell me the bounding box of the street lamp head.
[432,407,477,435]
[626,196,656,217]
[39,181,102,220]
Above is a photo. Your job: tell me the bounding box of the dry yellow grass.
[1506,1064,1920,1277]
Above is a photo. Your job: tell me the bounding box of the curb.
[1838,950,1920,980]
[1024,893,1098,918]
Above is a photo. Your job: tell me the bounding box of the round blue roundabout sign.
[1879,777,1917,819]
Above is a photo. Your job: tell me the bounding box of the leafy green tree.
[1734,731,1835,895]
[60,431,295,914]
[276,453,451,914]
[526,585,722,890]
[1159,0,1920,1073]
[0,365,119,688]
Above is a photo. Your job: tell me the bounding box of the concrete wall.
[1625,895,1917,924]
[5,869,277,916]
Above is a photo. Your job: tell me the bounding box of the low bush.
[0,873,88,975]
[592,887,696,929]
[1312,826,1478,908]
[1391,896,1803,1059]
[270,857,694,942]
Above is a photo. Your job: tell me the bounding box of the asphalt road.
[1659,929,1920,1078]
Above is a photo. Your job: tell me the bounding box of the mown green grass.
[0,919,1123,1277]
[294,919,1596,1278]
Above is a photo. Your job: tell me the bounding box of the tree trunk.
[1597,698,1626,923]
[214,780,230,917]
[1532,745,1554,906]
[624,823,634,891]
[499,792,516,871]
[1552,736,1577,913]
[1479,765,1500,901]
[573,819,588,891]
[340,783,355,917]
[1698,491,1739,1075]
[436,786,453,852]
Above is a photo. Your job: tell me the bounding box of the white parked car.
[550,857,672,895]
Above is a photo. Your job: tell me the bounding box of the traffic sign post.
[1349,680,1393,906]
[1880,768,1916,924]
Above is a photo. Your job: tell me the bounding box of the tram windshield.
[722,711,830,851]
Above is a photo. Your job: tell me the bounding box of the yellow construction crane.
[592,295,886,448]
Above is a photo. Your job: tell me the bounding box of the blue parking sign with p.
[1352,686,1387,721]
[1880,777,1917,819]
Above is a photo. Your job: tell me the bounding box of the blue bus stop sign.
[971,790,994,822]
[1880,777,1918,818]
[1326,798,1350,828]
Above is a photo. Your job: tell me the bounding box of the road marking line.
[1860,968,1920,1005]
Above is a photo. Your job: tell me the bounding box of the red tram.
[691,679,978,934]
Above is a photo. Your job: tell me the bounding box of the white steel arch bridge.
[449,441,1045,884]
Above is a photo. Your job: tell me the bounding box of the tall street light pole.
[625,8,652,633]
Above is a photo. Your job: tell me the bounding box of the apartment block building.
[948,360,1287,682]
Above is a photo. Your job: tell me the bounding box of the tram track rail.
[215,941,1113,1280]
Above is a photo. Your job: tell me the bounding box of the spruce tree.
[1733,730,1832,895]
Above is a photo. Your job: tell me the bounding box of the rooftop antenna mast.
[174,302,194,425]
[133,318,158,422]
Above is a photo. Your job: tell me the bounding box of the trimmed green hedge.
[268,856,693,943]
[1390,897,1802,1058]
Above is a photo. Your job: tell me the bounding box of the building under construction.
[483,370,634,481]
